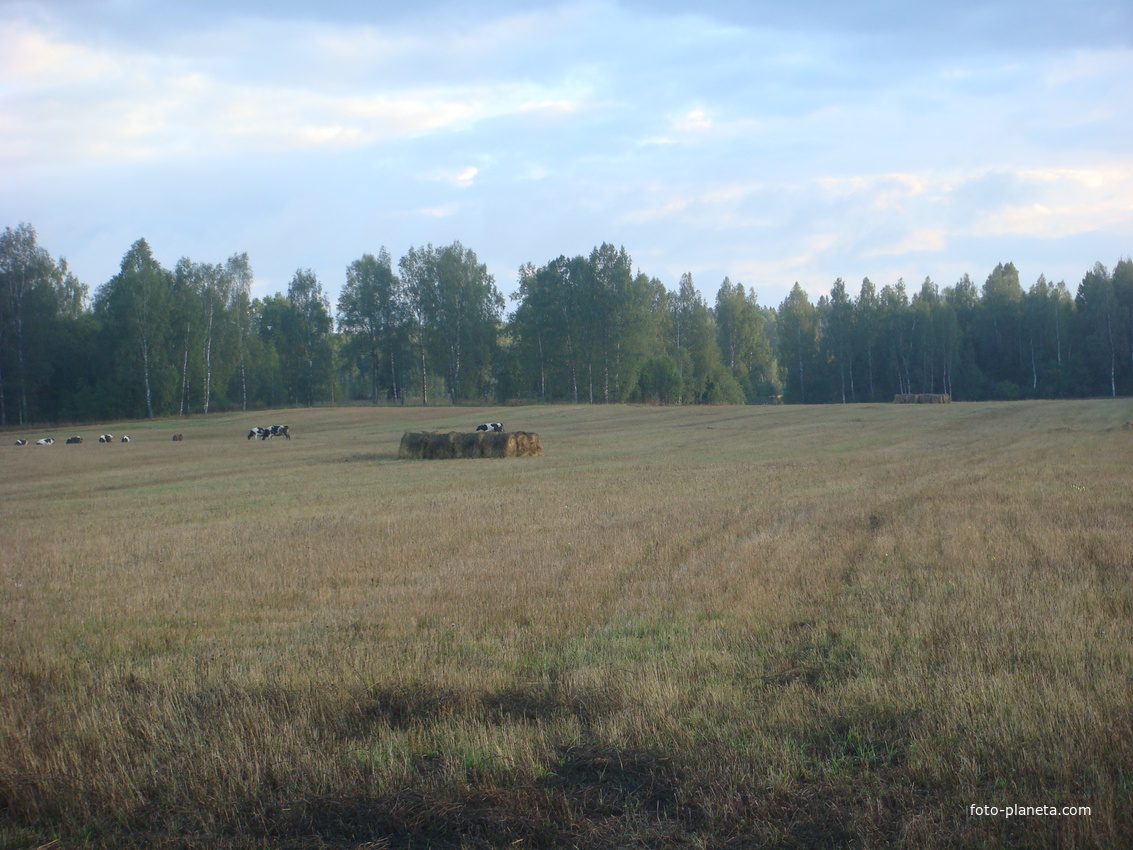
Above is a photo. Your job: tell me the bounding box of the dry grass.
[1,401,1131,848]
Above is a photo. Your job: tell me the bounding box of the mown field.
[2,400,1131,849]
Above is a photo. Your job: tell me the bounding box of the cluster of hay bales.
[893,393,951,404]
[399,430,542,459]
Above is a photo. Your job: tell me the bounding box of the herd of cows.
[11,422,507,446]
[13,433,130,446]
[12,424,292,445]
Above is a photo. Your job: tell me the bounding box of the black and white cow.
[14,439,26,446]
[120,435,130,443]
[66,436,83,444]
[249,424,290,440]
[35,438,55,445]
[475,422,504,432]
[98,434,114,443]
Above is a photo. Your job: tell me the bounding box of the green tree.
[285,269,335,406]
[0,223,56,424]
[338,249,409,403]
[715,277,773,402]
[252,294,289,407]
[635,355,683,404]
[910,277,947,395]
[853,278,880,402]
[976,262,1024,394]
[400,242,503,404]
[1112,258,1133,392]
[879,279,914,397]
[1022,274,1074,397]
[777,283,817,403]
[510,257,589,402]
[94,239,177,418]
[225,253,255,410]
[943,273,983,400]
[585,244,652,403]
[1076,262,1118,397]
[664,273,741,404]
[670,273,698,403]
[826,278,854,403]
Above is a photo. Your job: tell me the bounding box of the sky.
[2,0,1131,313]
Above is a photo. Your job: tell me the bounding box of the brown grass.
[1,400,1131,848]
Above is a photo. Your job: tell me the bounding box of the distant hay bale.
[893,393,950,404]
[399,430,542,459]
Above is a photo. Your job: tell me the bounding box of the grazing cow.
[120,435,130,443]
[35,438,55,445]
[475,422,504,432]
[253,424,290,440]
[14,439,26,446]
[66,436,83,444]
[98,434,114,443]
[172,433,184,442]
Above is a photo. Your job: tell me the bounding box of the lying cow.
[14,439,26,446]
[35,438,55,445]
[172,433,184,442]
[121,435,130,443]
[98,434,114,443]
[475,422,504,432]
[66,436,83,444]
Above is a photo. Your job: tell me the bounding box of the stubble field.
[1,400,1131,848]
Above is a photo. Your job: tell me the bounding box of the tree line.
[1,221,1130,424]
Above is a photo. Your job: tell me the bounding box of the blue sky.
[2,0,1130,311]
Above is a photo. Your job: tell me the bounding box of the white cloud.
[673,108,712,132]
[2,0,1131,308]
[453,167,479,188]
[971,165,1133,238]
[0,16,594,166]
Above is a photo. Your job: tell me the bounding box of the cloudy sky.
[2,0,1131,311]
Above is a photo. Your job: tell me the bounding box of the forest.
[1,221,1131,425]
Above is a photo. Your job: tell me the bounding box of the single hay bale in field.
[398,430,542,459]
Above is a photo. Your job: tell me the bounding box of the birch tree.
[0,223,54,424]
[95,239,176,418]
[400,242,502,404]
[338,249,408,403]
